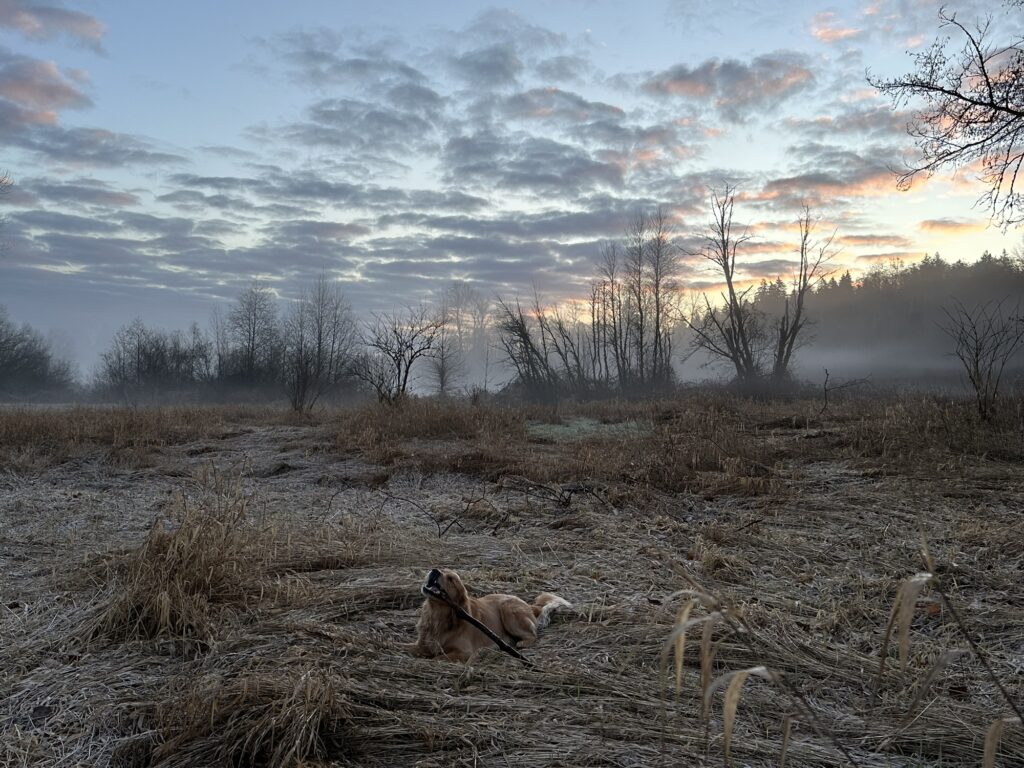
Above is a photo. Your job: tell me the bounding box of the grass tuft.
[79,466,268,647]
[147,664,351,768]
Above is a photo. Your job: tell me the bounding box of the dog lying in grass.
[408,568,571,662]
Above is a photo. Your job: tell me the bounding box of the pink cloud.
[810,12,862,44]
[0,54,91,112]
[0,0,105,49]
[918,218,986,235]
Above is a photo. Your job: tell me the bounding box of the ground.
[1,396,1022,766]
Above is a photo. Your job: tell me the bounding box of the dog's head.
[421,568,468,607]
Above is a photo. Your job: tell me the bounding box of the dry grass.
[2,393,1022,767]
[0,404,304,470]
[139,662,352,768]
[334,398,527,465]
[330,392,1024,500]
[78,465,271,648]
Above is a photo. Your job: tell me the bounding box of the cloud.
[267,28,426,88]
[744,142,907,210]
[856,250,921,264]
[26,178,141,207]
[284,96,438,155]
[442,131,623,196]
[643,51,815,122]
[500,87,624,123]
[168,168,490,215]
[839,233,912,248]
[449,43,523,88]
[384,83,444,116]
[15,123,185,166]
[534,54,590,82]
[809,12,863,44]
[0,0,105,49]
[749,168,895,210]
[0,47,92,112]
[918,218,986,235]
[462,8,565,52]
[270,219,371,242]
[10,208,119,234]
[0,48,183,168]
[782,104,909,140]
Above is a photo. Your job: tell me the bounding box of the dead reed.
[142,662,352,768]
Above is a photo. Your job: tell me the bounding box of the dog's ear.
[442,569,469,606]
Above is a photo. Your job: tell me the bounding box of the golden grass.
[146,663,351,768]
[2,393,1023,767]
[78,465,267,647]
[327,392,1024,501]
[0,404,303,470]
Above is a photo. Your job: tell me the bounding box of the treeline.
[0,307,75,399]
[91,276,493,409]
[95,277,354,409]
[4,190,1024,406]
[496,189,1024,397]
[496,209,681,399]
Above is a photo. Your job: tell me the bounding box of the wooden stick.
[432,589,534,666]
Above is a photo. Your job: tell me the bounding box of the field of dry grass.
[1,393,1022,766]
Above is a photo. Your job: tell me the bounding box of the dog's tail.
[532,592,572,631]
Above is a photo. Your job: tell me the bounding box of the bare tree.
[940,298,1024,420]
[771,206,837,382]
[624,212,649,386]
[210,306,231,380]
[0,305,74,395]
[495,296,558,398]
[684,186,766,382]
[228,282,279,383]
[282,276,356,411]
[428,298,465,397]
[646,207,680,386]
[597,241,631,387]
[351,303,443,404]
[0,171,11,257]
[869,3,1024,227]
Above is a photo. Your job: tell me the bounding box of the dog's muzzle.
[421,568,446,600]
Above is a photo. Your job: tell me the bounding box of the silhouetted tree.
[439,281,491,388]
[597,242,631,387]
[870,3,1024,227]
[228,282,279,384]
[646,207,679,386]
[495,296,559,398]
[685,186,766,382]
[771,206,837,382]
[97,319,212,399]
[0,306,74,396]
[351,304,443,404]
[281,276,356,411]
[428,297,465,397]
[940,298,1024,419]
[0,171,11,257]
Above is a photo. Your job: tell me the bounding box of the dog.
[408,568,571,662]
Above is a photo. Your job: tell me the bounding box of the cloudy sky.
[0,0,1019,371]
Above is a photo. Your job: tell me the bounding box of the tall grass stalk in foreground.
[662,584,861,767]
[876,563,1023,767]
[664,555,1022,766]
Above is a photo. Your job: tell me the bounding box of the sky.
[0,0,1021,372]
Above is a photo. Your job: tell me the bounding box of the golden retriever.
[408,568,571,662]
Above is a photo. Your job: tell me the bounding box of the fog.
[3,240,1023,405]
